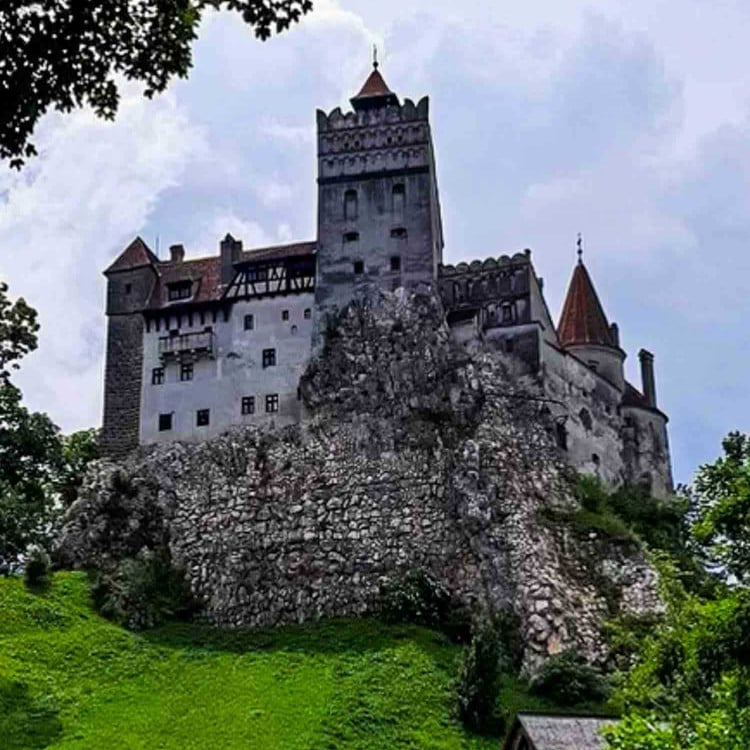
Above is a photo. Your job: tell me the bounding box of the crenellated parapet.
[438,251,532,324]
[316,98,432,182]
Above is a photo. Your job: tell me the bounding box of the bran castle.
[101,63,674,498]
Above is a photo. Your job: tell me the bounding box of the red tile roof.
[104,237,159,274]
[354,69,393,99]
[141,240,316,310]
[558,261,616,348]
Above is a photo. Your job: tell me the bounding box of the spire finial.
[373,44,379,69]
[577,233,583,264]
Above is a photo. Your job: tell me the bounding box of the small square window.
[262,348,276,368]
[244,314,254,331]
[152,367,164,385]
[304,308,311,320]
[196,409,210,427]
[282,310,289,321]
[241,396,255,415]
[344,231,360,243]
[390,256,401,272]
[265,394,279,413]
[159,413,172,432]
[353,260,364,275]
[390,227,407,239]
[180,363,193,381]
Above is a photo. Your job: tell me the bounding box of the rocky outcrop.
[61,289,660,670]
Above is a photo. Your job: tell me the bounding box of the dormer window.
[167,280,192,301]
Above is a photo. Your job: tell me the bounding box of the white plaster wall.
[541,342,626,486]
[140,294,314,444]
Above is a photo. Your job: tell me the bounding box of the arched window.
[392,183,405,218]
[344,189,358,221]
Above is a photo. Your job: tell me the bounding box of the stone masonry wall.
[66,289,660,670]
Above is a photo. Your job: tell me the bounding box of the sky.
[1,0,749,484]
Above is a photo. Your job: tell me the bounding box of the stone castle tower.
[99,62,673,498]
[314,62,444,328]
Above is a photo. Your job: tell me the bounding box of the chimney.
[169,244,185,263]
[220,234,243,284]
[639,349,657,408]
[610,322,620,347]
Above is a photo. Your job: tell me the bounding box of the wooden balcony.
[158,331,214,362]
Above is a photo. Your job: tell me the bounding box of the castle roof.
[144,240,316,310]
[104,237,159,274]
[558,260,616,349]
[351,64,399,110]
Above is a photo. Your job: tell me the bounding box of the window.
[167,280,192,301]
[588,360,599,372]
[180,363,193,382]
[152,367,164,385]
[390,256,401,272]
[392,183,405,217]
[501,302,514,324]
[555,422,568,450]
[592,453,601,467]
[390,227,407,239]
[344,189,358,221]
[304,308,311,319]
[196,409,210,427]
[282,309,289,321]
[265,394,279,413]
[262,348,276,368]
[124,283,132,295]
[353,260,364,275]
[291,325,298,335]
[505,338,515,354]
[343,231,360,243]
[579,408,593,431]
[159,413,172,432]
[244,314,254,331]
[241,396,255,415]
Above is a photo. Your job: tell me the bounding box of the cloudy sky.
[1,0,748,483]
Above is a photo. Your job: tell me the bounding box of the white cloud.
[0,84,202,431]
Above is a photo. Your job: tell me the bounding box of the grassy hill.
[1,572,505,749]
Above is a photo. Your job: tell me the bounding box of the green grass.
[0,572,499,749]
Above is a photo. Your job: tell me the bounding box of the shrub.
[530,650,610,706]
[23,544,51,589]
[457,619,503,734]
[91,550,197,631]
[379,570,471,643]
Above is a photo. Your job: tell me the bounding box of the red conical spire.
[558,239,616,348]
[350,47,399,110]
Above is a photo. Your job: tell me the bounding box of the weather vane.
[373,44,379,69]
[577,233,583,263]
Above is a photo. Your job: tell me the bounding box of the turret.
[314,57,444,338]
[557,243,625,391]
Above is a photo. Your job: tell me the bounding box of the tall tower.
[557,249,625,392]
[314,60,444,329]
[101,237,157,456]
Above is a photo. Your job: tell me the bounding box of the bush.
[379,570,471,643]
[457,619,503,734]
[23,544,51,589]
[91,550,197,631]
[529,650,610,706]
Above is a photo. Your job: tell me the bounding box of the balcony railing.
[158,331,214,361]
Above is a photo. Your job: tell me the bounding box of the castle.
[101,62,673,498]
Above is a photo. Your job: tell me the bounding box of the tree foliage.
[0,0,314,168]
[0,282,38,380]
[604,435,750,749]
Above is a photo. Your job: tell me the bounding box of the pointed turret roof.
[104,237,158,274]
[558,258,616,349]
[350,60,399,110]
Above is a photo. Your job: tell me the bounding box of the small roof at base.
[503,713,618,750]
